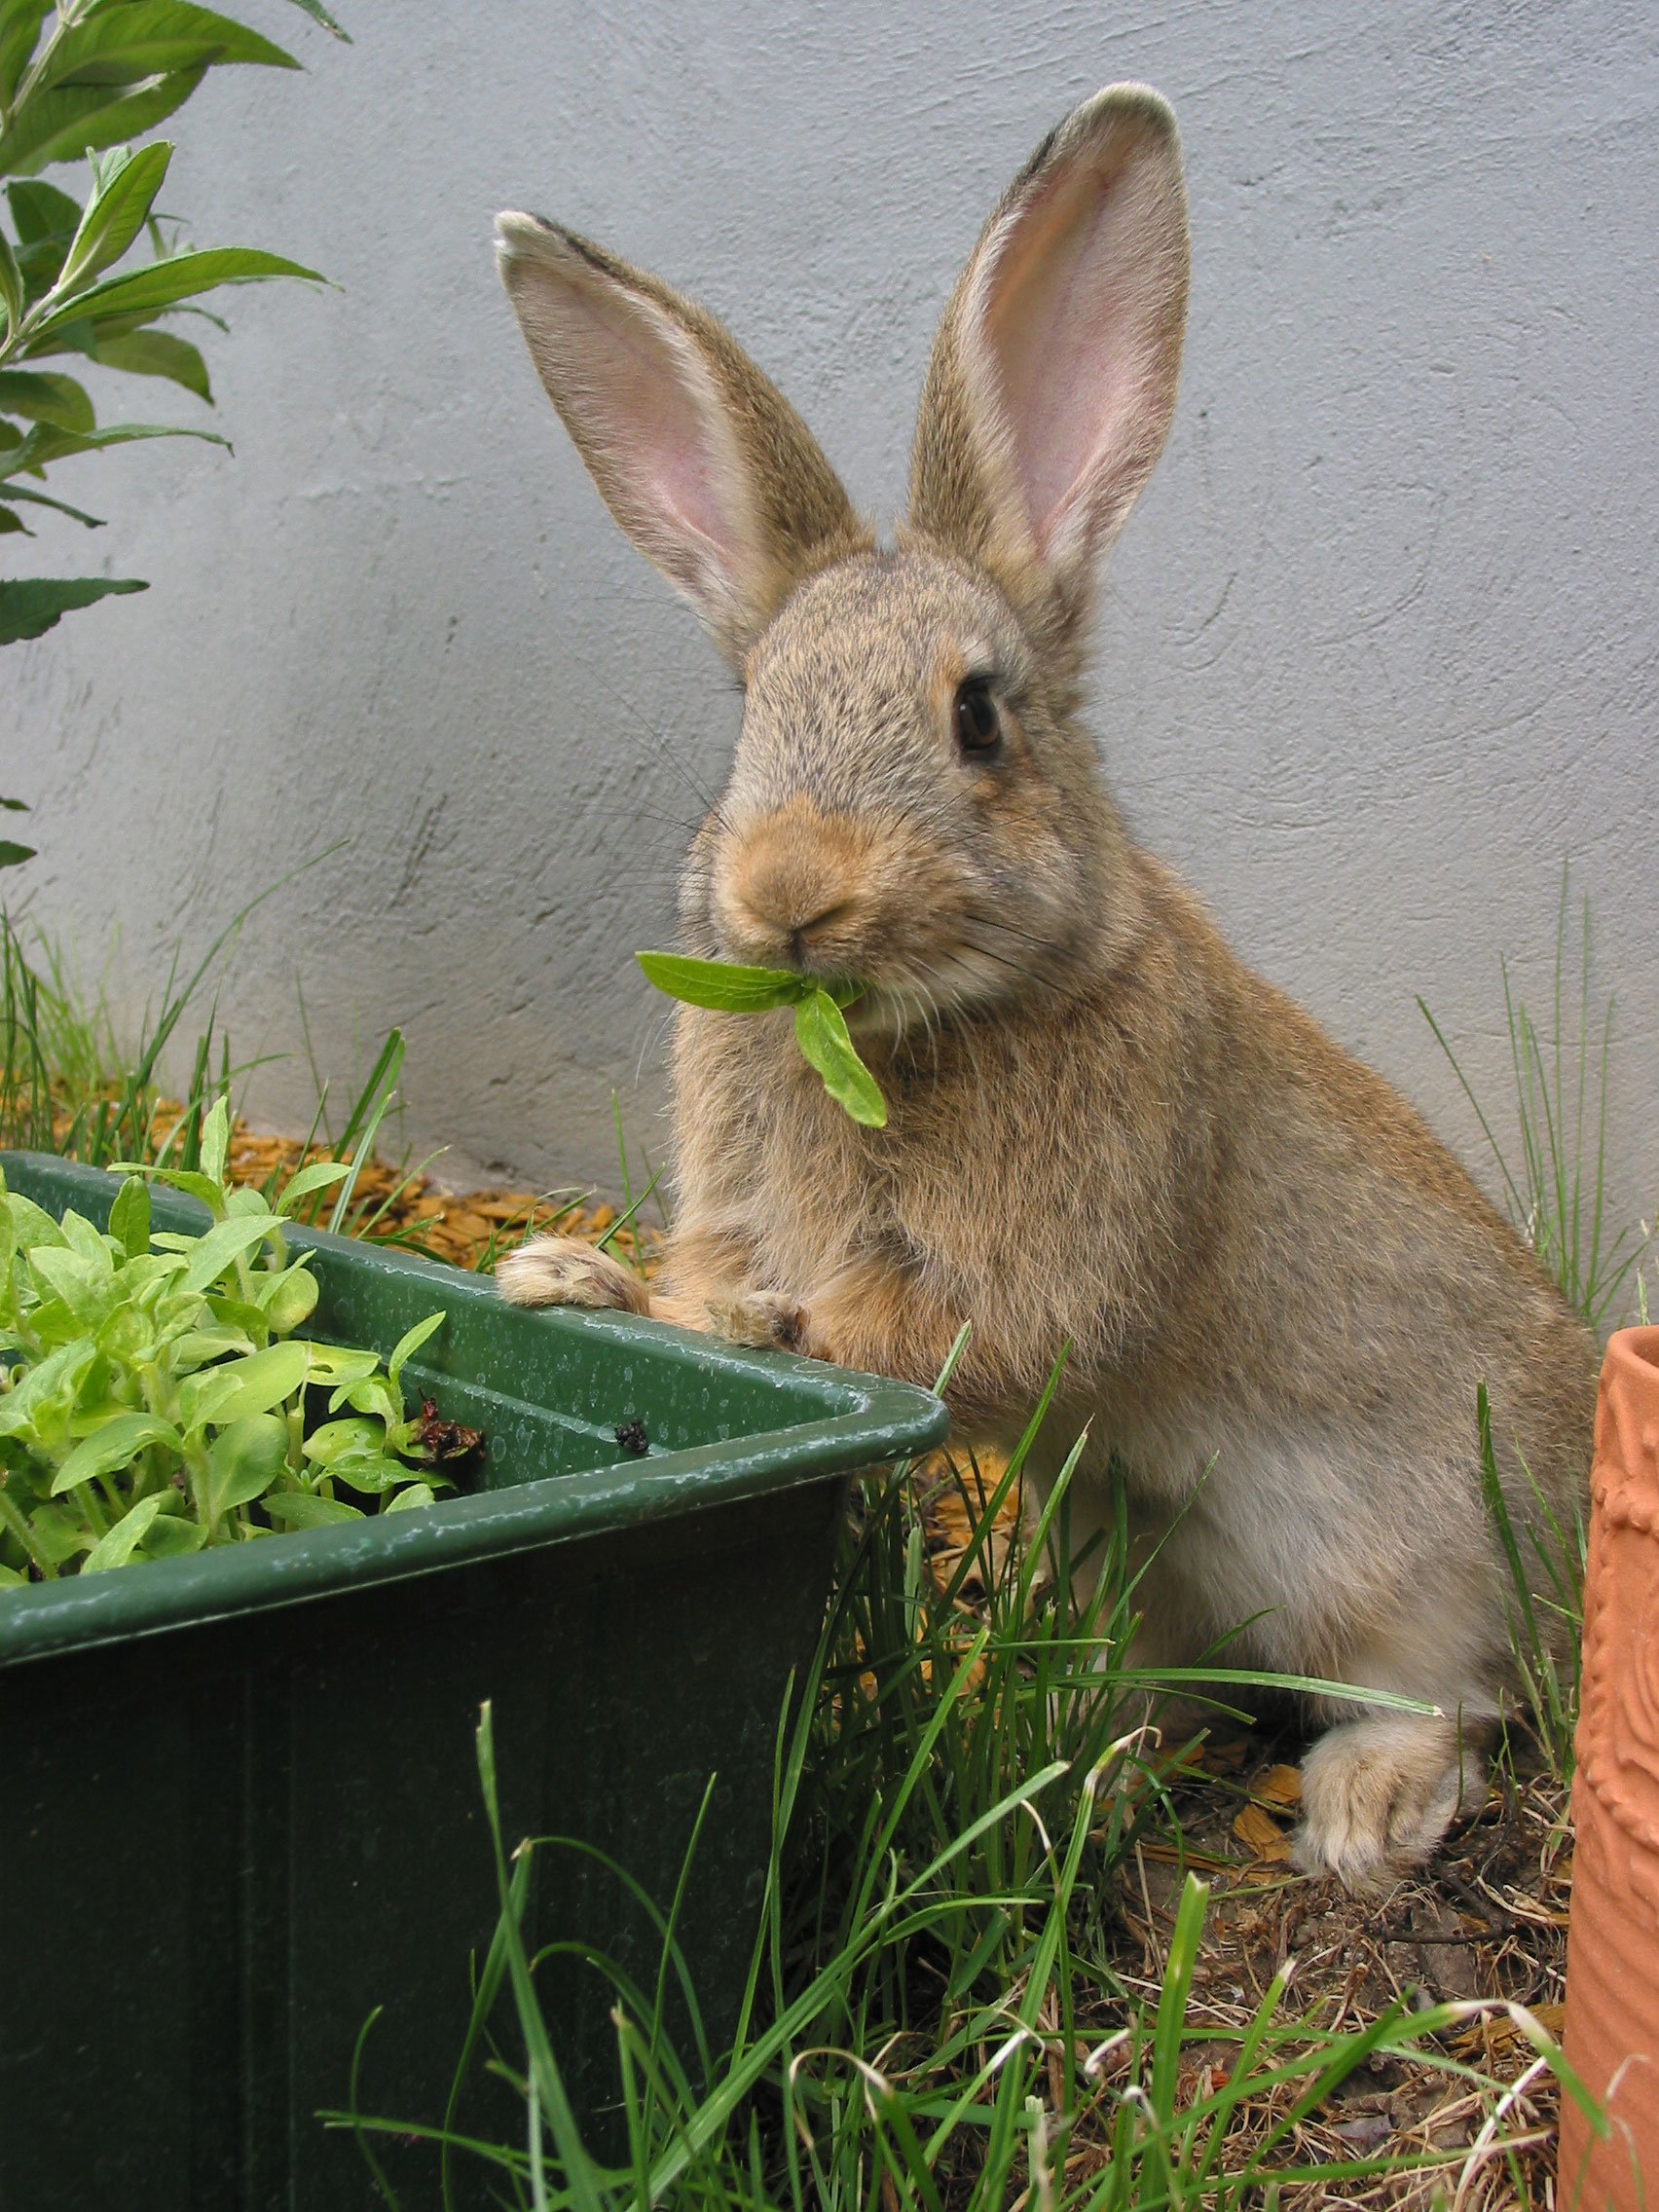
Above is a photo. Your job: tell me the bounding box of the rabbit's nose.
[719,809,869,962]
[739,888,854,953]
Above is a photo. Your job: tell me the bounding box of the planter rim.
[1603,1322,1659,1389]
[0,1151,949,1669]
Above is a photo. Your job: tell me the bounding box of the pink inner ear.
[549,266,747,585]
[985,141,1179,556]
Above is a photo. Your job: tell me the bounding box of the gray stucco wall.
[9,0,1656,1264]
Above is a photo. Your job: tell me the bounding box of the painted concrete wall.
[9,0,1656,1266]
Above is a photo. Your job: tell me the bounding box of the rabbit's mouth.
[841,947,1029,1040]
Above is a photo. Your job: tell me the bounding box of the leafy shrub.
[1,0,346,645]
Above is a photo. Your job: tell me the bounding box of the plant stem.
[0,1480,55,1577]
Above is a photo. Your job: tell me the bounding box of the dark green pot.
[0,1153,947,2210]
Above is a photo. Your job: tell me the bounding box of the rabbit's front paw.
[496,1235,649,1315]
[1292,1714,1484,1894]
[703,1289,809,1352]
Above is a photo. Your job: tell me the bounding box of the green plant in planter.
[637,951,888,1126]
[0,1096,460,1585]
[1,0,345,645]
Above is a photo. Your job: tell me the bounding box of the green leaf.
[127,1163,225,1214]
[0,368,94,429]
[177,1211,278,1295]
[276,0,350,40]
[0,227,24,332]
[323,1451,409,1495]
[272,1159,352,1215]
[205,1412,286,1515]
[300,1416,381,1466]
[793,989,888,1126]
[635,950,816,1014]
[258,1262,316,1334]
[137,1510,206,1559]
[51,1411,183,1493]
[107,1174,151,1257]
[262,1492,363,1529]
[26,1239,113,1324]
[0,837,36,868]
[6,178,80,247]
[26,243,322,334]
[35,3,300,94]
[0,480,105,524]
[166,1321,253,1371]
[0,1188,67,1252]
[297,1344,379,1388]
[26,1500,95,1564]
[0,573,145,643]
[0,2,50,108]
[197,1092,230,1189]
[0,64,204,176]
[385,1481,436,1514]
[328,1374,394,1425]
[51,138,171,298]
[180,1338,308,1426]
[60,1205,113,1265]
[387,1309,444,1394]
[82,1491,166,1571]
[84,324,210,399]
[0,1343,94,1453]
[0,416,227,473]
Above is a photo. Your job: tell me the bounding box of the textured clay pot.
[1560,1325,1659,2209]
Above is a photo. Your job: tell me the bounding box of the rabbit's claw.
[703,1289,809,1353]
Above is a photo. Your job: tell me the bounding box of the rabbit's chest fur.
[667,856,1595,1604]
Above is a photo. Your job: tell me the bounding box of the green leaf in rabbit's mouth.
[634,952,888,1128]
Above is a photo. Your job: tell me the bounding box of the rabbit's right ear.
[906,86,1189,652]
[497,215,866,666]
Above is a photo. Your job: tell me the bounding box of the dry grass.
[917,1458,1575,2206]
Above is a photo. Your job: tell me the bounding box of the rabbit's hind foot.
[1292,1712,1487,1895]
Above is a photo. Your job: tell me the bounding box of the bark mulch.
[220,1123,661,1277]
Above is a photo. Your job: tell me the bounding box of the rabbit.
[491,84,1598,1892]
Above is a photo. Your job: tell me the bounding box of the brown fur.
[495,86,1596,1890]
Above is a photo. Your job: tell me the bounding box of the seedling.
[636,952,887,1127]
[0,1097,458,1586]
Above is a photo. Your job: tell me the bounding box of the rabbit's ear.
[497,215,865,664]
[906,86,1188,643]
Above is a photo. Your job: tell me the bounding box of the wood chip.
[1233,1801,1294,1862]
[1251,1763,1304,1810]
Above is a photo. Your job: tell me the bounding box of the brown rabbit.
[493,85,1596,1890]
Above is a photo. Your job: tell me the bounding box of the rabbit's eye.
[953,678,1001,756]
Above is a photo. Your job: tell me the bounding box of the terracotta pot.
[1560,1325,1659,2209]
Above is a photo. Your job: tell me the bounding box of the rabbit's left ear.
[906,85,1189,644]
[497,215,866,666]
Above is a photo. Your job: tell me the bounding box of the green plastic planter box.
[0,1153,947,2211]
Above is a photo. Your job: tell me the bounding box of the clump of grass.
[339,1388,1593,2207]
[1,882,434,1243]
[1477,1383,1588,1793]
[1419,867,1650,1337]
